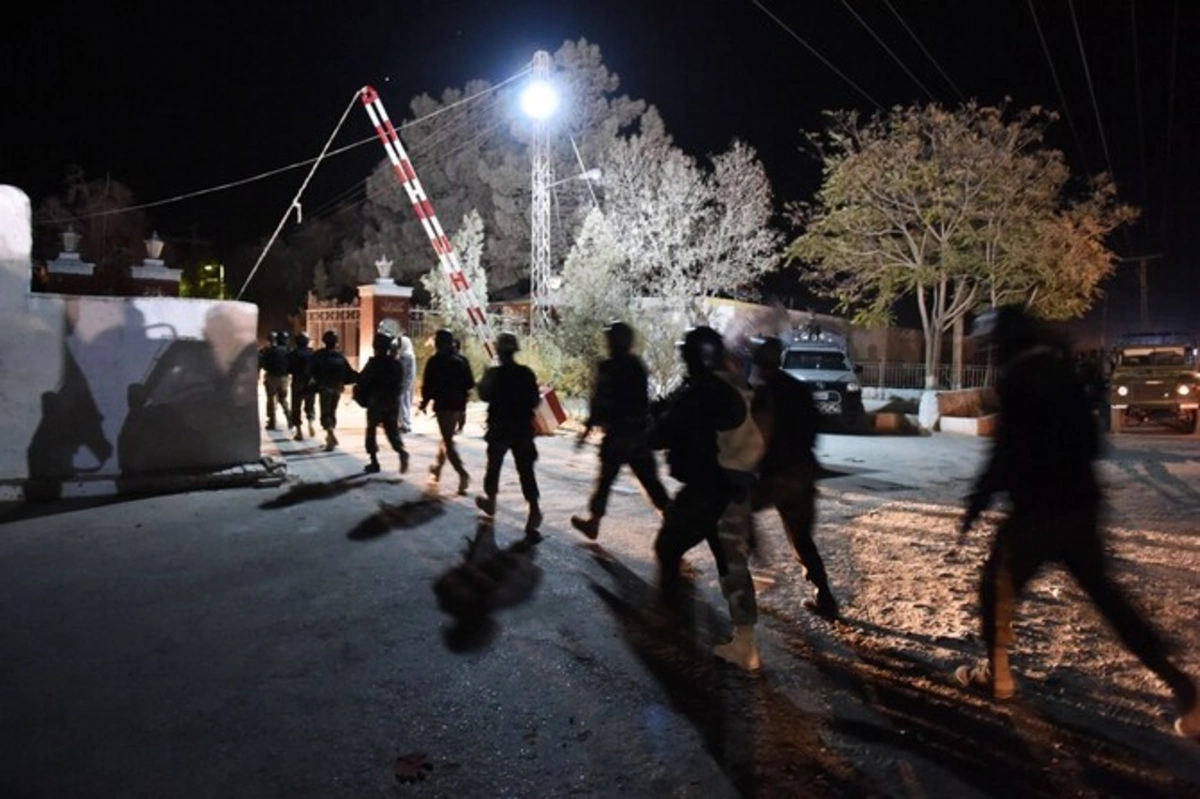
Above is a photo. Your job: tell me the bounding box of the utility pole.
[528,50,554,331]
[1115,253,1163,330]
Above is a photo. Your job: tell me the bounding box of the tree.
[420,209,488,337]
[339,38,649,299]
[557,208,633,370]
[791,102,1133,388]
[33,166,150,293]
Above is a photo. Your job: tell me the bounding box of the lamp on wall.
[61,224,80,254]
[144,231,164,261]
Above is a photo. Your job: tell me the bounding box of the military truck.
[779,323,865,429]
[1108,331,1200,433]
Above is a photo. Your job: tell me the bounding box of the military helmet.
[495,332,520,355]
[604,320,635,352]
[295,332,310,347]
[679,325,725,374]
[751,336,785,369]
[373,331,395,354]
[322,330,339,347]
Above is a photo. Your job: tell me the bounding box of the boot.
[713,625,762,672]
[954,655,1016,700]
[324,430,337,452]
[525,503,543,537]
[399,450,410,474]
[293,427,304,442]
[308,420,316,438]
[456,471,470,497]
[1174,680,1200,739]
[570,515,600,541]
[1177,701,1200,739]
[803,589,839,621]
[475,494,496,516]
[364,457,381,474]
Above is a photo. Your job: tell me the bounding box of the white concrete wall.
[1,185,261,499]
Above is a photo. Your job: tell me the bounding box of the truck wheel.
[1109,407,1126,433]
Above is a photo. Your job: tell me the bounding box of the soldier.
[288,332,317,441]
[310,330,357,452]
[649,326,766,671]
[356,331,409,474]
[420,328,475,496]
[571,321,670,540]
[258,331,290,431]
[956,305,1199,739]
[749,336,838,620]
[474,332,543,538]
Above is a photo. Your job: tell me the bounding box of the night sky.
[5,0,1197,342]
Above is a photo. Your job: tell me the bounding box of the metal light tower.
[523,50,557,330]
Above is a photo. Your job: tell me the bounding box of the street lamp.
[60,223,80,254]
[144,231,164,261]
[522,50,557,330]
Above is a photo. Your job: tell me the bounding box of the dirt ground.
[729,426,1200,797]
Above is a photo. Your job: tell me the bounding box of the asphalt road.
[1,405,1196,797]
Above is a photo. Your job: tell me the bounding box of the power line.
[42,66,531,226]
[1025,0,1092,177]
[1066,0,1117,183]
[1161,0,1180,241]
[750,0,883,111]
[833,0,938,102]
[879,0,965,103]
[236,91,360,299]
[1130,0,1149,209]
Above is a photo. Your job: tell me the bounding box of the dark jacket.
[288,345,315,396]
[478,361,540,439]
[967,344,1100,518]
[421,351,475,412]
[587,353,651,430]
[356,355,404,412]
[259,344,289,377]
[648,372,744,489]
[752,371,819,474]
[311,347,357,390]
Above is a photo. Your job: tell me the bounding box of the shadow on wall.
[24,301,114,500]
[24,299,259,500]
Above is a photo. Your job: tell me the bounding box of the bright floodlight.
[520,80,559,120]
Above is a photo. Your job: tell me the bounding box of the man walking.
[420,328,475,496]
[397,334,417,433]
[749,336,838,620]
[649,326,765,671]
[475,332,543,537]
[356,332,409,474]
[288,331,317,441]
[571,321,670,540]
[258,331,290,431]
[956,305,1199,738]
[311,330,357,452]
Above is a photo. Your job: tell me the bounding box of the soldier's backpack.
[715,370,766,486]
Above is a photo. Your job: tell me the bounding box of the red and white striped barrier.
[360,86,496,359]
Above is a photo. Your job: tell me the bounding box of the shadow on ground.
[586,543,869,798]
[433,520,543,652]
[346,496,446,541]
[776,614,1200,799]
[260,474,369,509]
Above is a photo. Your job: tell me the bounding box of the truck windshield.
[784,350,851,371]
[1118,346,1190,367]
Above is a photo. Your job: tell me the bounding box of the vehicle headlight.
[1178,384,1192,396]
[1116,385,1129,397]
[846,382,860,392]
